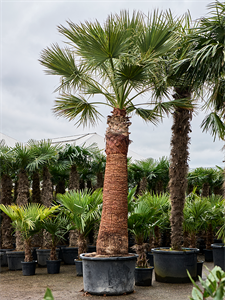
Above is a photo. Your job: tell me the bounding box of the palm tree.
[27,139,62,249]
[128,158,157,195]
[57,189,102,257]
[0,203,58,262]
[39,10,179,256]
[154,12,208,251]
[189,2,225,194]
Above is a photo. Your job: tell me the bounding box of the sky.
[1,0,224,169]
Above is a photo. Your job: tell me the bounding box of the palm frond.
[53,94,103,127]
[201,112,225,141]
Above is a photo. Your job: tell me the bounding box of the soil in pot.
[135,266,154,286]
[75,259,83,276]
[46,259,61,274]
[21,261,36,276]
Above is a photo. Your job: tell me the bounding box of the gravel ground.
[0,255,213,300]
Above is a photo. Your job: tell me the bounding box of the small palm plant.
[57,189,102,257]
[128,195,159,268]
[42,214,72,261]
[0,203,59,262]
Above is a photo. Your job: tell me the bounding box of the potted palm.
[57,189,102,276]
[40,9,178,294]
[42,213,71,274]
[0,203,58,275]
[128,195,157,286]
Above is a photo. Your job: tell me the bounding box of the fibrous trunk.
[96,108,131,256]
[31,171,41,203]
[169,91,192,251]
[41,166,53,249]
[24,238,33,262]
[201,183,210,198]
[68,165,80,191]
[78,233,87,257]
[16,169,30,250]
[0,174,14,248]
[138,177,147,195]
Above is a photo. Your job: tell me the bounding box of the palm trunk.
[96,108,131,256]
[69,165,80,191]
[31,171,41,203]
[0,174,14,249]
[201,182,210,198]
[16,169,29,206]
[169,90,192,251]
[24,238,33,262]
[41,166,53,249]
[96,172,104,189]
[16,169,30,251]
[139,177,148,195]
[78,233,87,257]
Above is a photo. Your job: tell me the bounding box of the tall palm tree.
[190,1,225,197]
[39,11,179,256]
[154,12,208,251]
[27,139,62,248]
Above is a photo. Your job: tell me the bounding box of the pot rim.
[211,243,225,248]
[80,253,138,261]
[151,247,199,255]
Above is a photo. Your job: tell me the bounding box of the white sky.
[1,0,224,169]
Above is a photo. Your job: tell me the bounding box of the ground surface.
[0,255,213,300]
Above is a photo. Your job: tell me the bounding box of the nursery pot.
[46,259,61,274]
[204,249,213,262]
[0,253,4,271]
[211,243,225,271]
[196,260,204,279]
[36,249,59,267]
[135,266,154,286]
[146,252,154,266]
[6,251,25,270]
[21,261,36,276]
[61,247,78,265]
[152,247,198,283]
[0,249,13,267]
[80,253,137,295]
[75,259,83,276]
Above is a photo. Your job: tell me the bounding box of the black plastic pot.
[36,249,59,267]
[81,253,137,295]
[87,245,96,253]
[135,266,154,286]
[204,249,213,262]
[0,249,13,267]
[46,259,61,274]
[0,253,4,271]
[21,261,36,276]
[61,247,78,265]
[146,252,154,266]
[211,243,225,271]
[75,259,83,276]
[196,260,204,279]
[6,251,25,270]
[152,247,198,283]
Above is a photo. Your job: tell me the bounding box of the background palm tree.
[39,10,179,256]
